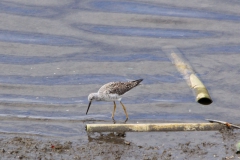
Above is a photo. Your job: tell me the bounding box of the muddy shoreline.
[0,128,239,159]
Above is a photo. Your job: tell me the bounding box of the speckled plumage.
[97,79,143,101]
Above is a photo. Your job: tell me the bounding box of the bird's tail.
[131,79,143,86]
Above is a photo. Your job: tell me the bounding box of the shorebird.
[86,79,143,122]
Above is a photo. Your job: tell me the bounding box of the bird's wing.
[98,80,142,96]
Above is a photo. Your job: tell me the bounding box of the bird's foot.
[124,118,128,123]
[112,117,116,124]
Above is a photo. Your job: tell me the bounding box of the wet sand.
[0,128,239,159]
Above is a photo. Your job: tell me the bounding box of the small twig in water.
[206,119,240,129]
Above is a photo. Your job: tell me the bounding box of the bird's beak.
[86,101,92,115]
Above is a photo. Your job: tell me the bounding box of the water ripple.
[88,1,240,21]
[0,123,80,137]
[182,45,240,54]
[0,94,82,104]
[0,1,78,18]
[0,74,181,85]
[129,113,204,121]
[0,52,168,65]
[75,24,216,38]
[0,1,57,17]
[0,30,83,46]
[0,92,193,105]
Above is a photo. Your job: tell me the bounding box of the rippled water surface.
[1,0,240,138]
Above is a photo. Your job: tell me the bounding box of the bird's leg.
[120,101,128,123]
[112,101,116,123]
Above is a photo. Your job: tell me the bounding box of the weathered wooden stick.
[163,46,212,105]
[86,123,225,132]
[206,119,240,129]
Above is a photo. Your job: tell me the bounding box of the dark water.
[0,0,240,138]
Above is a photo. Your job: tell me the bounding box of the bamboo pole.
[86,123,225,132]
[163,46,212,105]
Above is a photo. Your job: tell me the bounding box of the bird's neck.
[92,93,102,101]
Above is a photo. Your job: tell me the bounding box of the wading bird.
[86,79,143,122]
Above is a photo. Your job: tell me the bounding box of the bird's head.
[86,93,98,115]
[88,93,95,102]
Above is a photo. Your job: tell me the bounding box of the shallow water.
[0,0,240,139]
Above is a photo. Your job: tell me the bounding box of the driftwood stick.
[206,119,240,129]
[163,46,212,105]
[86,123,226,132]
